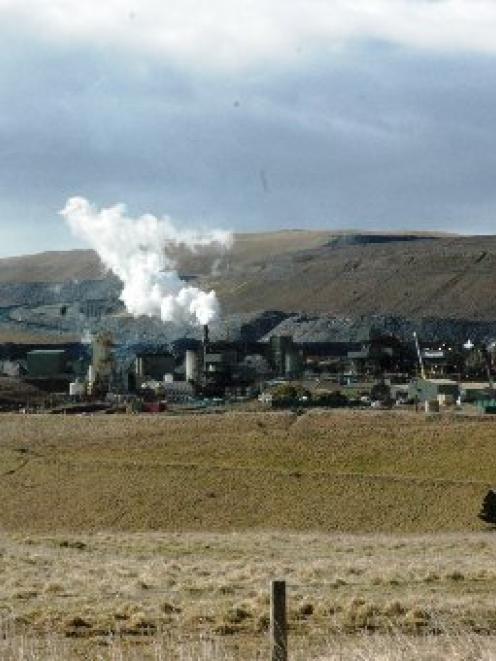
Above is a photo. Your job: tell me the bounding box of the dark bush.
[479,489,496,525]
[315,390,349,407]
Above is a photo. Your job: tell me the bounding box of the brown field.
[2,409,496,658]
[0,410,494,533]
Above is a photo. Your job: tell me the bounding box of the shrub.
[314,390,348,407]
[479,489,496,525]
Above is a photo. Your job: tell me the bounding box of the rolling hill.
[206,232,496,320]
[1,229,496,343]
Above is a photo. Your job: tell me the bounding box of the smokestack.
[202,324,210,385]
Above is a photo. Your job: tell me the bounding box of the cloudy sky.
[1,0,496,256]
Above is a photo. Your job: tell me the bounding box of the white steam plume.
[60,197,232,327]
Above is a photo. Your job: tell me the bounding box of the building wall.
[408,378,459,402]
[27,351,67,377]
[138,354,175,380]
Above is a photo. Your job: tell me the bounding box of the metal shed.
[26,350,67,377]
[408,377,459,403]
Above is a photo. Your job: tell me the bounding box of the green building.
[26,350,68,377]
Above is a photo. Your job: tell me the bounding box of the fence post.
[270,579,287,661]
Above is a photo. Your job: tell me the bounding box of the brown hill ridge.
[0,230,451,283]
[2,230,496,321]
[0,249,104,284]
[207,233,496,320]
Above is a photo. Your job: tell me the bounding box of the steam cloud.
[60,197,232,326]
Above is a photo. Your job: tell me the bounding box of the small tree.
[272,384,298,404]
[371,381,391,402]
[479,489,496,525]
[271,384,311,407]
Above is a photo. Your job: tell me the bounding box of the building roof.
[27,349,66,355]
[460,382,493,390]
[414,378,458,385]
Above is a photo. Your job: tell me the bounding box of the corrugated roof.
[422,378,458,385]
[27,350,66,355]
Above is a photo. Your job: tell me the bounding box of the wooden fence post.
[270,579,287,661]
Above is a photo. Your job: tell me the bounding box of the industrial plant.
[2,322,496,415]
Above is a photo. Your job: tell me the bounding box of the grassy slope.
[0,231,335,284]
[0,410,493,533]
[0,250,102,284]
[6,231,496,323]
[207,235,496,319]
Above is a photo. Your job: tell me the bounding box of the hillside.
[0,231,336,284]
[3,230,496,344]
[1,230,493,322]
[207,234,496,320]
[0,249,104,284]
[0,410,492,533]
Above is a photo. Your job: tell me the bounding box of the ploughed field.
[0,410,494,533]
[2,410,496,659]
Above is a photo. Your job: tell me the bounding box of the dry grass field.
[2,409,496,658]
[0,410,494,533]
[2,531,496,659]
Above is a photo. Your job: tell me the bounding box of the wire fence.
[4,574,496,661]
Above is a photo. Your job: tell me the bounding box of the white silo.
[185,350,198,383]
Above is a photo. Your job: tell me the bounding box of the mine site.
[4,2,496,660]
[3,220,496,659]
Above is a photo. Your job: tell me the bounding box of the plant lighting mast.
[413,332,426,379]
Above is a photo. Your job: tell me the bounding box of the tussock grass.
[1,410,496,656]
[4,625,496,660]
[1,530,496,657]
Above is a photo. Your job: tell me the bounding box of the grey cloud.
[1,36,496,256]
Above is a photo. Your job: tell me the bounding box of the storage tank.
[185,350,198,382]
[135,356,144,378]
[270,335,294,375]
[284,350,301,378]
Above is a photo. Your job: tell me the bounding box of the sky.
[1,0,496,257]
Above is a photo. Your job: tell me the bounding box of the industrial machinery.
[88,332,116,396]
